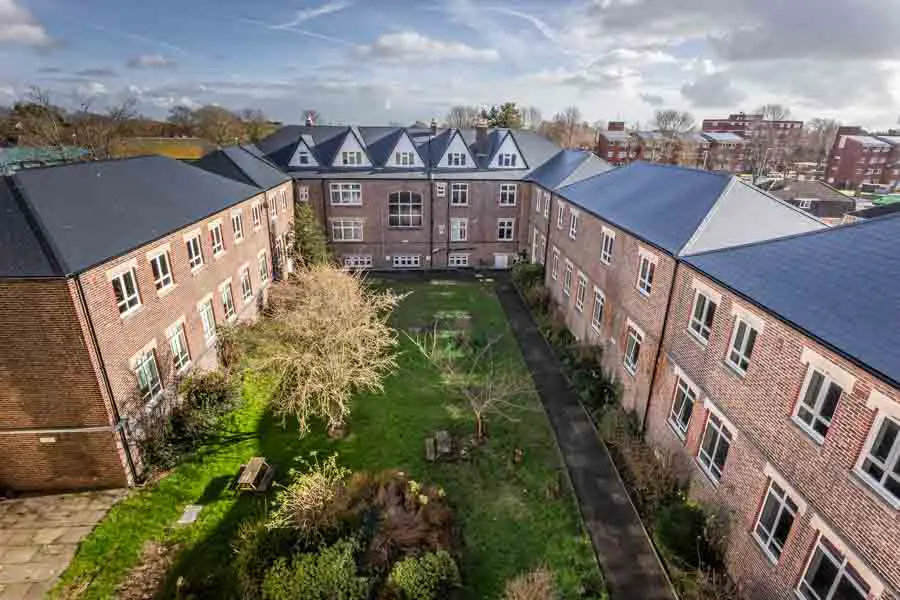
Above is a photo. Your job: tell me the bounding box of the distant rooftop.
[701,132,746,143]
[845,135,891,148]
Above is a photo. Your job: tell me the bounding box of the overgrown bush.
[268,454,351,537]
[387,551,461,600]
[502,566,557,600]
[522,285,551,316]
[234,518,300,600]
[682,568,740,600]
[511,262,545,290]
[655,502,707,568]
[261,538,371,600]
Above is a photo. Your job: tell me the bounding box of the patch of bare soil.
[115,541,181,600]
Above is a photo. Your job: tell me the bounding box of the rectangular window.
[538,234,546,266]
[134,351,161,403]
[435,182,446,197]
[497,218,515,241]
[569,211,578,240]
[251,202,262,228]
[395,151,415,166]
[240,267,253,302]
[199,299,216,346]
[168,325,190,372]
[343,255,373,269]
[112,269,141,315]
[298,186,310,202]
[551,249,560,280]
[330,183,363,205]
[221,283,236,320]
[556,202,565,229]
[258,252,269,284]
[210,222,225,256]
[698,413,732,483]
[600,229,615,264]
[450,183,468,206]
[542,192,549,218]
[727,318,758,374]
[498,153,517,167]
[591,289,604,332]
[149,252,173,291]
[393,255,421,268]
[448,253,469,267]
[448,152,467,166]
[331,219,364,242]
[534,192,542,214]
[689,291,717,342]
[669,377,697,439]
[563,262,573,296]
[450,218,468,241]
[798,538,870,600]
[798,199,812,209]
[231,211,244,241]
[269,195,278,218]
[754,481,798,562]
[858,415,900,505]
[624,325,643,374]
[341,151,363,166]
[499,183,517,206]
[297,151,310,165]
[279,189,287,212]
[389,191,423,228]
[637,255,655,296]
[186,235,204,270]
[575,274,587,312]
[794,368,843,442]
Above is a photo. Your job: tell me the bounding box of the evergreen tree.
[291,202,330,265]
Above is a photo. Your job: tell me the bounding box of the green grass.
[52,280,602,599]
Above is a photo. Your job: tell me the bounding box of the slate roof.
[845,135,891,148]
[195,145,290,189]
[876,135,900,146]
[685,214,900,388]
[599,130,632,142]
[0,177,61,277]
[3,156,261,277]
[555,162,824,256]
[701,132,746,144]
[847,202,900,220]
[526,149,612,190]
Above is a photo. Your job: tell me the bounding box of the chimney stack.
[475,117,488,145]
[430,118,438,136]
[305,113,315,127]
[607,121,625,131]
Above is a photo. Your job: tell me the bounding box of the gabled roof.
[526,149,612,190]
[324,126,372,167]
[0,177,62,277]
[4,156,261,277]
[556,162,824,256]
[559,154,613,187]
[685,214,900,388]
[195,145,290,189]
[599,130,631,142]
[360,127,405,166]
[876,135,900,146]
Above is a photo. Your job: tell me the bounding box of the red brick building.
[0,151,293,492]
[703,113,803,171]
[700,132,747,172]
[596,122,635,166]
[826,126,900,191]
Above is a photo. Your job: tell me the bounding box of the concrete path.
[496,282,676,600]
[0,490,125,599]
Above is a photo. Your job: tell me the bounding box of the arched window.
[389,191,423,227]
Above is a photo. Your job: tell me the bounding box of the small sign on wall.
[39,436,56,444]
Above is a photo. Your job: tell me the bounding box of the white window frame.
[668,376,698,440]
[798,198,812,209]
[220,281,236,321]
[448,253,469,267]
[298,186,310,202]
[330,182,363,206]
[343,255,373,269]
[793,366,844,443]
[240,267,253,303]
[697,410,733,484]
[556,202,566,229]
[251,201,262,228]
[268,195,278,219]
[435,182,446,197]
[185,234,204,271]
[688,290,717,344]
[330,218,364,242]
[499,183,517,206]
[279,189,287,212]
[111,267,141,316]
[231,210,244,242]
[395,151,415,166]
[855,390,900,508]
[726,316,759,375]
[133,349,162,404]
[637,250,656,297]
[498,153,517,167]
[497,218,515,241]
[258,251,269,284]
[447,152,467,167]
[551,248,560,280]
[167,322,190,373]
[600,227,615,265]
[388,191,424,228]
[534,191,542,214]
[198,297,216,347]
[341,150,363,166]
[797,534,873,600]
[450,217,468,242]
[569,210,579,240]
[147,249,173,292]
[538,233,546,266]
[209,221,225,257]
[591,288,605,333]
[542,191,550,218]
[574,273,587,312]
[450,183,468,206]
[563,261,573,297]
[392,255,421,268]
[753,479,799,563]
[623,321,643,375]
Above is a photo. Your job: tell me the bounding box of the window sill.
[156,283,178,298]
[190,265,207,276]
[600,259,611,267]
[330,203,363,207]
[175,360,193,376]
[242,295,253,306]
[388,226,423,230]
[667,419,688,443]
[637,287,651,299]
[790,416,826,446]
[449,203,469,207]
[234,237,244,245]
[575,305,584,313]
[722,360,747,380]
[695,458,722,487]
[213,251,227,260]
[204,336,217,349]
[119,304,143,320]
[498,203,517,208]
[850,469,900,511]
[623,362,637,377]
[687,328,710,348]
[750,533,780,567]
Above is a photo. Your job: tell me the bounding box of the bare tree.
[71,97,138,159]
[235,265,403,436]
[652,109,695,164]
[805,118,840,165]
[238,108,274,142]
[410,330,535,441]
[556,105,582,148]
[446,105,480,129]
[757,104,791,121]
[520,106,543,130]
[15,87,67,149]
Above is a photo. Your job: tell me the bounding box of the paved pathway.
[0,490,125,599]
[496,282,676,600]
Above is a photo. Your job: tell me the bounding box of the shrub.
[388,551,461,600]
[261,538,370,600]
[523,285,551,317]
[655,502,707,568]
[502,566,557,600]
[683,568,740,600]
[268,454,351,540]
[511,262,545,290]
[234,518,300,600]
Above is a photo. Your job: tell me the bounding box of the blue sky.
[2,0,899,128]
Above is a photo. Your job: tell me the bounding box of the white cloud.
[274,1,351,28]
[0,0,51,46]
[127,53,176,69]
[360,31,499,62]
[74,81,109,97]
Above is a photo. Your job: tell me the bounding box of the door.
[494,253,509,269]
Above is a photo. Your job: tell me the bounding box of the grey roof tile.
[195,145,289,189]
[0,177,62,277]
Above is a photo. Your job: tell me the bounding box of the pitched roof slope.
[685,214,900,387]
[526,149,592,190]
[195,145,290,189]
[11,156,260,276]
[0,177,62,277]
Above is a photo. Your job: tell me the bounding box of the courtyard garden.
[52,275,602,599]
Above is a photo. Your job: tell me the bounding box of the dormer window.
[297,151,310,165]
[342,151,363,166]
[448,153,467,167]
[395,151,415,166]
[498,153,517,167]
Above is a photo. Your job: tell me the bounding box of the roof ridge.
[633,160,731,179]
[678,175,737,256]
[684,211,900,260]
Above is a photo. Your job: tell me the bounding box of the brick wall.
[541,192,675,421]
[295,177,529,269]
[645,263,900,597]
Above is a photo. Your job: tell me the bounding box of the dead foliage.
[502,566,558,600]
[115,541,181,600]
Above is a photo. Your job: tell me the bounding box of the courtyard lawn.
[52,279,602,599]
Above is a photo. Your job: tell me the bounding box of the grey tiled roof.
[526,149,612,190]
[195,145,290,189]
[0,177,62,277]
[686,214,900,387]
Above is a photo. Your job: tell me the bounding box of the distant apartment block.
[596,122,634,166]
[767,179,856,225]
[700,132,747,172]
[703,112,803,169]
[826,126,900,191]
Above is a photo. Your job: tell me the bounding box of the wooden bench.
[235,457,275,493]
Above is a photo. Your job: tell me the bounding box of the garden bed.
[52,279,602,599]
